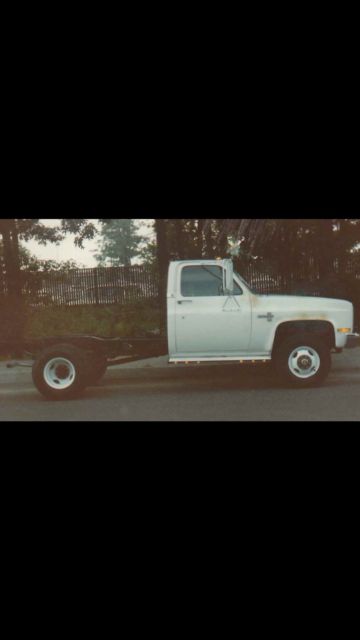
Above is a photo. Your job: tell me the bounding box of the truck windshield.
[200,266,244,296]
[198,266,254,295]
[234,271,255,294]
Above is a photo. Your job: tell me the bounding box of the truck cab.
[167,260,253,360]
[167,260,354,385]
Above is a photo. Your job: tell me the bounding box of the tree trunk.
[215,220,228,257]
[174,219,185,259]
[196,219,204,257]
[154,219,169,334]
[317,219,335,279]
[1,219,25,355]
[335,220,347,275]
[204,219,214,258]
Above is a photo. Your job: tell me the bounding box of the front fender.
[269,319,337,353]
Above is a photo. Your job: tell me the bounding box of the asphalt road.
[1,347,359,422]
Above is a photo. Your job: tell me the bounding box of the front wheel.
[273,334,332,387]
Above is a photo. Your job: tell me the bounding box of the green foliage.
[224,218,360,259]
[24,301,161,339]
[1,241,84,275]
[154,219,218,262]
[25,257,85,273]
[0,219,97,246]
[96,219,144,266]
[152,218,360,267]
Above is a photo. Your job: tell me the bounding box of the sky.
[24,219,153,267]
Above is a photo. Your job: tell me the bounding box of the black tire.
[272,333,332,388]
[85,354,108,386]
[32,344,89,401]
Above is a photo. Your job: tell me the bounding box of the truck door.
[174,264,252,356]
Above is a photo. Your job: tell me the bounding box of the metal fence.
[242,256,360,293]
[0,265,160,307]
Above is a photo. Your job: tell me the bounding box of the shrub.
[23,301,162,339]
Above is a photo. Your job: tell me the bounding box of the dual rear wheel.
[32,344,108,401]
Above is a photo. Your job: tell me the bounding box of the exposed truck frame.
[1,334,168,363]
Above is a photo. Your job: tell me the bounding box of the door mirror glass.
[223,260,234,295]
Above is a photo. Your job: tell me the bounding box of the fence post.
[94,269,100,305]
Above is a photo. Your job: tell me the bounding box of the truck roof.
[171,259,224,266]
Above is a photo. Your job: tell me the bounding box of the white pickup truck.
[4,259,356,400]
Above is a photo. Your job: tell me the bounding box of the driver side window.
[181,266,243,297]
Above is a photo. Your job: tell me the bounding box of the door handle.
[178,300,193,305]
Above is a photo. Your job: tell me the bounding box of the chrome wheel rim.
[288,347,321,379]
[43,358,76,390]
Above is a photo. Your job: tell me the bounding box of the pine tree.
[96,219,144,267]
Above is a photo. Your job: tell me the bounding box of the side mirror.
[223,259,234,295]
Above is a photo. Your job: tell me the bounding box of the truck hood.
[251,294,353,324]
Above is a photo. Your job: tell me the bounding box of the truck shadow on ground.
[82,364,356,399]
[103,365,279,389]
